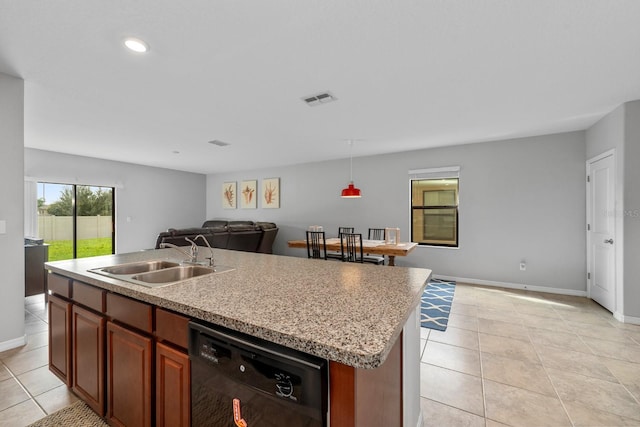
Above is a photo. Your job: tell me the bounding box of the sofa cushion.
[228,220,255,227]
[168,227,210,237]
[227,224,258,232]
[256,222,277,230]
[202,220,228,228]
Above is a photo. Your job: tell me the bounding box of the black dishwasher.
[189,321,327,427]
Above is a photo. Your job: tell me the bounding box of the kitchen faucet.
[160,235,215,267]
[186,235,215,267]
[158,242,198,264]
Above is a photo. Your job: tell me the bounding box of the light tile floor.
[0,294,78,427]
[420,283,640,427]
[2,284,640,426]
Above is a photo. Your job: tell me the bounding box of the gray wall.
[25,149,207,253]
[586,100,640,319]
[207,131,587,294]
[0,73,25,349]
[623,101,640,318]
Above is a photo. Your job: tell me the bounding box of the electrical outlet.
[519,262,526,271]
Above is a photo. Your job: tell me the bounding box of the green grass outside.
[46,238,113,261]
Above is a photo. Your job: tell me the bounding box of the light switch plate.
[0,220,6,234]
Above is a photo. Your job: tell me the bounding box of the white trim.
[408,166,460,179]
[403,306,421,427]
[586,149,617,313]
[434,275,588,297]
[588,148,616,164]
[613,312,640,325]
[0,334,27,352]
[24,175,125,189]
[415,411,424,427]
[416,244,459,250]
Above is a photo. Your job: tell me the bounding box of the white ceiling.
[1,1,640,174]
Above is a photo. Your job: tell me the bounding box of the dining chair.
[306,231,328,260]
[327,227,356,260]
[338,226,355,235]
[365,228,386,265]
[368,228,385,240]
[340,232,363,263]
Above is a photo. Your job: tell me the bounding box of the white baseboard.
[415,411,424,427]
[0,334,27,352]
[433,275,588,297]
[614,311,640,325]
[433,275,640,325]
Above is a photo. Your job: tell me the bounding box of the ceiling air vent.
[302,91,337,107]
[208,140,230,147]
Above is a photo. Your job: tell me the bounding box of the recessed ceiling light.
[124,37,150,53]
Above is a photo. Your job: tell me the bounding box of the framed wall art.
[222,182,236,209]
[240,180,257,209]
[262,178,280,209]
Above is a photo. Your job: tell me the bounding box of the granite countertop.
[45,248,431,369]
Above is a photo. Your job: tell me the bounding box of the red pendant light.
[341,140,362,198]
[341,182,361,198]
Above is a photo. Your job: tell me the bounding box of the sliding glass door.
[37,182,115,261]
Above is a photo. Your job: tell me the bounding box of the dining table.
[287,237,418,266]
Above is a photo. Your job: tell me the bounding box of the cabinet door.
[72,305,105,416]
[48,294,72,386]
[106,321,152,427]
[156,342,190,427]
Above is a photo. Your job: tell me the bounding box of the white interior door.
[587,152,616,313]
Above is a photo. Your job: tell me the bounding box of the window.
[37,182,115,261]
[410,167,459,247]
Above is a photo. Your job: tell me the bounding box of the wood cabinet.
[106,321,153,427]
[47,272,195,427]
[48,293,72,386]
[72,304,105,416]
[155,307,191,427]
[156,342,190,427]
[329,332,403,427]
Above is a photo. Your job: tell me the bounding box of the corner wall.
[586,100,640,320]
[623,101,640,319]
[24,149,207,253]
[207,131,587,294]
[0,73,25,350]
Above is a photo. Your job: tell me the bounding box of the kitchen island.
[45,248,431,427]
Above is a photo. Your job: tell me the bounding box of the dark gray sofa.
[154,220,278,254]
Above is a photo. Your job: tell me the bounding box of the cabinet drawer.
[73,281,106,313]
[48,274,71,298]
[106,293,152,333]
[155,308,189,350]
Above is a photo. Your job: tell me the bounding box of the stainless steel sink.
[132,265,216,283]
[88,260,235,288]
[99,260,180,275]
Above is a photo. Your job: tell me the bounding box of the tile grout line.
[476,319,491,427]
[11,301,51,418]
[1,362,48,420]
[525,316,576,427]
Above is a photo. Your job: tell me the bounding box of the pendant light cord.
[349,139,353,182]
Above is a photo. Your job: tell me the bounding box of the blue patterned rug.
[420,278,456,331]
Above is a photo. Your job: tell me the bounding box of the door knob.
[604,239,614,244]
